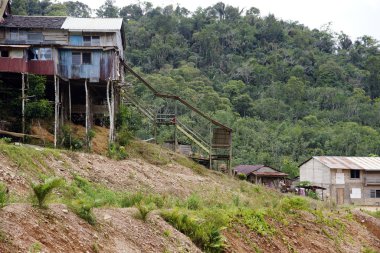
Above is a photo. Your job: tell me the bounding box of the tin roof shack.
[233,165,288,189]
[0,2,125,147]
[300,156,380,206]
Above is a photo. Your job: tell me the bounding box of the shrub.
[31,177,64,208]
[307,190,319,200]
[237,173,247,180]
[0,183,8,208]
[237,209,274,236]
[121,192,144,208]
[0,137,11,144]
[280,196,309,213]
[186,194,202,210]
[69,198,96,225]
[135,202,155,222]
[108,143,127,160]
[161,209,226,253]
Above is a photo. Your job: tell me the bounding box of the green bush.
[161,209,226,253]
[108,143,127,160]
[121,192,144,208]
[237,209,274,236]
[280,196,309,213]
[0,183,8,208]
[0,137,11,144]
[135,202,155,221]
[307,190,319,200]
[186,194,202,210]
[69,198,96,225]
[31,177,64,208]
[237,173,247,180]
[61,125,83,150]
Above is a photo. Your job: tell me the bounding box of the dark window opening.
[1,50,9,57]
[91,36,100,46]
[83,36,91,46]
[350,169,360,179]
[72,52,81,65]
[82,52,91,64]
[370,189,380,198]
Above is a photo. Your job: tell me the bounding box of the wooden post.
[209,123,212,170]
[21,73,25,142]
[174,101,177,152]
[68,81,72,147]
[106,80,114,144]
[111,81,115,142]
[85,79,90,150]
[228,131,233,176]
[54,75,59,148]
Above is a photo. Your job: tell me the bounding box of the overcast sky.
[63,0,380,41]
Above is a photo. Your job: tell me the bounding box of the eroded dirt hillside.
[0,141,379,252]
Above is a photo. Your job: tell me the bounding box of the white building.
[300,156,380,205]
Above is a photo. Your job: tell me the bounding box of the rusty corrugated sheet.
[28,60,54,75]
[0,57,27,72]
[313,156,380,171]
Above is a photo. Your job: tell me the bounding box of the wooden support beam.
[111,81,115,143]
[106,80,114,144]
[68,80,72,147]
[54,75,59,148]
[21,73,25,142]
[85,79,90,150]
[0,130,43,139]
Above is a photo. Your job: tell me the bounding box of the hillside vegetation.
[0,140,379,252]
[7,0,380,176]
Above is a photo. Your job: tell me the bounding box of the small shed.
[233,165,288,188]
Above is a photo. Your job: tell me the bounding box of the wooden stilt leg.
[21,73,25,142]
[54,75,59,148]
[85,79,90,150]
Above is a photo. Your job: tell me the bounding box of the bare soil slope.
[0,142,379,252]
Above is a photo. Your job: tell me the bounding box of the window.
[28,48,52,61]
[82,52,91,64]
[370,189,380,198]
[0,50,9,57]
[91,36,100,46]
[27,32,43,42]
[350,169,360,179]
[72,52,92,65]
[83,36,91,46]
[72,52,81,65]
[40,48,52,60]
[83,36,100,46]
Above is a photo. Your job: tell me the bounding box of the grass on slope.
[0,140,355,252]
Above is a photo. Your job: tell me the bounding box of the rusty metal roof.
[233,165,287,177]
[0,15,66,29]
[234,165,265,175]
[61,17,123,31]
[252,171,288,177]
[311,156,380,171]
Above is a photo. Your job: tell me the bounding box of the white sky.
[63,0,380,41]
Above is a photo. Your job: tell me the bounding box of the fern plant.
[32,177,64,208]
[0,183,8,208]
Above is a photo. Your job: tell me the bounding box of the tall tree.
[96,0,119,18]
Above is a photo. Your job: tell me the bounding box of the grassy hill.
[0,139,379,252]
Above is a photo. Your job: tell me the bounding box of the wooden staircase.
[120,60,232,173]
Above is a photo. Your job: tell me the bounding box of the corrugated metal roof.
[234,165,264,175]
[61,17,123,31]
[0,15,67,29]
[313,156,380,171]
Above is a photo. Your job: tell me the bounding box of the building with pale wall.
[300,156,380,205]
